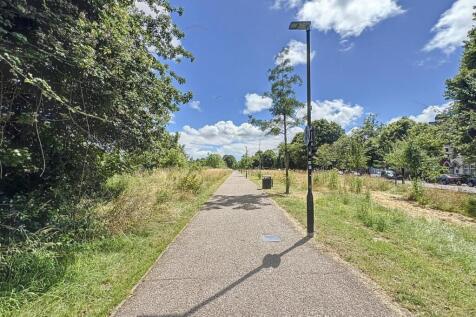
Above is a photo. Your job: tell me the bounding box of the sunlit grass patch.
[249,170,476,316]
[0,168,230,317]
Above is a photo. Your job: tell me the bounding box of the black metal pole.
[306,27,314,237]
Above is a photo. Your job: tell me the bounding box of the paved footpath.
[114,171,404,317]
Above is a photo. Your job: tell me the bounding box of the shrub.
[466,198,476,217]
[178,171,203,193]
[350,177,363,194]
[156,189,172,205]
[104,174,131,196]
[357,201,387,232]
[328,170,339,190]
[409,179,425,203]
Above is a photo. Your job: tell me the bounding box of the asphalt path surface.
[113,171,405,317]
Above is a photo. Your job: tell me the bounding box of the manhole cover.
[262,235,281,242]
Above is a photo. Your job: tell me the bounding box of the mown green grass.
[0,169,230,317]
[250,171,476,316]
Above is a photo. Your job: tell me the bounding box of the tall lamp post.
[289,21,314,237]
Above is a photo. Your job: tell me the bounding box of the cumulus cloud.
[298,99,364,128]
[189,100,201,111]
[276,40,316,66]
[389,102,452,123]
[179,120,302,158]
[424,0,475,54]
[296,0,404,38]
[243,93,273,114]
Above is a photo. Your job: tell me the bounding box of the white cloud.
[276,40,316,66]
[243,93,273,114]
[389,102,452,123]
[296,0,404,38]
[298,99,364,128]
[271,0,302,10]
[339,39,355,52]
[424,0,475,53]
[179,120,302,158]
[189,100,201,111]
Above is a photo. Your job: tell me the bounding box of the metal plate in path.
[262,235,281,242]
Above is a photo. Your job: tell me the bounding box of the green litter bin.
[262,176,273,189]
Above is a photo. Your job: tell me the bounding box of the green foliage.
[357,203,388,232]
[352,114,383,167]
[160,148,188,168]
[104,174,132,197]
[201,153,225,168]
[385,137,445,181]
[177,170,203,193]
[377,118,416,157]
[0,0,193,243]
[328,169,339,190]
[262,149,277,168]
[443,12,476,162]
[312,119,345,147]
[329,135,368,171]
[409,179,425,203]
[465,197,476,216]
[222,154,237,169]
[350,177,363,194]
[314,143,337,169]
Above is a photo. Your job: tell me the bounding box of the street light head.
[289,21,311,30]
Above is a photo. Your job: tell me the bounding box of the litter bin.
[262,176,273,189]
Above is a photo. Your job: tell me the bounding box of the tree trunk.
[284,115,290,194]
[401,167,405,184]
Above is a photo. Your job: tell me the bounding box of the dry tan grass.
[98,168,229,234]
[251,169,474,218]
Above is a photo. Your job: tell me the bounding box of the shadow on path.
[144,236,312,317]
[202,194,271,211]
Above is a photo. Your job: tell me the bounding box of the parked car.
[381,170,394,179]
[381,170,403,180]
[437,174,463,185]
[464,176,476,187]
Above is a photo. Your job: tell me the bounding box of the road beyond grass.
[114,171,404,317]
[249,170,476,316]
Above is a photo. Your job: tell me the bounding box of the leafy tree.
[385,138,444,182]
[312,119,345,147]
[204,153,225,168]
[288,133,307,169]
[250,49,303,193]
[0,0,192,236]
[352,114,382,167]
[287,119,344,170]
[444,12,476,162]
[251,150,263,169]
[238,152,252,171]
[261,149,277,168]
[222,155,237,169]
[377,117,416,159]
[385,140,408,182]
[314,143,337,170]
[332,135,368,171]
[159,148,188,168]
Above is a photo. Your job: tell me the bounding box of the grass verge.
[0,168,230,317]
[250,170,476,316]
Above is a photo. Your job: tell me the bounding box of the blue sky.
[146,0,475,158]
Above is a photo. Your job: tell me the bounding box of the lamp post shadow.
[148,235,312,317]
